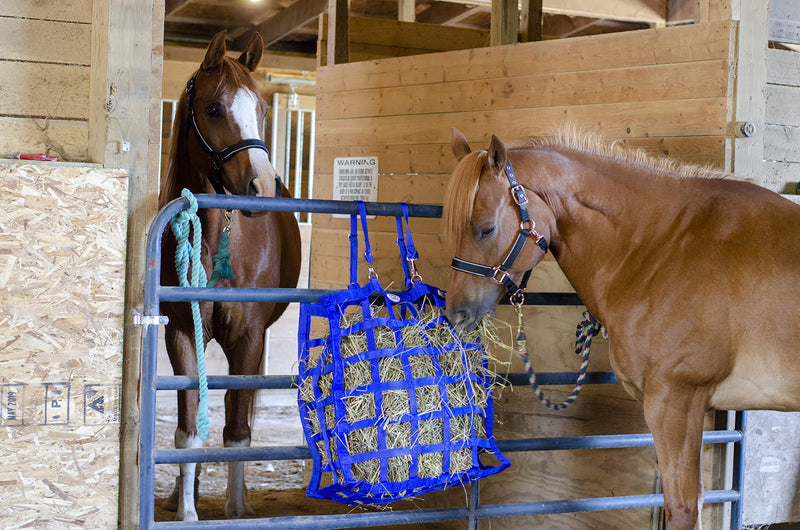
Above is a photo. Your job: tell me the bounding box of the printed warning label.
[333,157,378,218]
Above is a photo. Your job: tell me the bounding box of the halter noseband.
[450,160,548,304]
[184,73,281,197]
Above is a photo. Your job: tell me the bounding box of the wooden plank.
[765,85,800,127]
[234,0,327,48]
[327,0,349,66]
[315,136,728,175]
[769,18,800,45]
[316,98,729,147]
[0,18,91,65]
[732,1,768,181]
[317,21,734,93]
[398,0,416,22]
[521,0,544,42]
[770,0,800,22]
[2,0,92,23]
[698,0,733,22]
[317,59,731,120]
[766,48,800,86]
[543,0,664,23]
[764,124,800,163]
[0,117,88,161]
[0,62,90,121]
[491,0,519,46]
[165,44,317,71]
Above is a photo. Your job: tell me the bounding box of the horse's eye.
[205,103,222,117]
[478,226,495,240]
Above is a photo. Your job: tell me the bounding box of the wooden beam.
[327,0,350,65]
[446,0,666,24]
[165,0,191,15]
[491,0,518,46]
[521,0,543,42]
[417,2,476,24]
[90,1,162,526]
[732,1,769,181]
[399,0,415,22]
[234,0,327,49]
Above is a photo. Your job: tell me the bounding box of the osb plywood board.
[0,162,128,529]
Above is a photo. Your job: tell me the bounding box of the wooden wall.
[0,2,92,161]
[313,20,737,529]
[763,0,800,193]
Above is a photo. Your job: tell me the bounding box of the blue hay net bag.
[297,202,510,505]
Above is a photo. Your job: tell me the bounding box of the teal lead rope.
[514,304,607,411]
[169,189,234,440]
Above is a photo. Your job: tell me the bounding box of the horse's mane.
[159,56,260,209]
[442,127,728,244]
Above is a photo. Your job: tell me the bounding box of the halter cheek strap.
[450,160,548,303]
[184,74,282,198]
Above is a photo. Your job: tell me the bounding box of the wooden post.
[89,0,162,527]
[732,0,768,182]
[399,0,415,22]
[491,0,519,46]
[520,0,543,42]
[327,0,350,65]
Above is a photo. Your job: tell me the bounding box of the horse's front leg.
[643,380,709,530]
[220,326,264,519]
[164,327,203,521]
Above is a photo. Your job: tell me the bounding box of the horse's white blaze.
[224,438,254,518]
[230,87,271,172]
[175,429,202,521]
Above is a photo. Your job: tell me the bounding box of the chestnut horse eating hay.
[159,31,301,520]
[443,128,800,529]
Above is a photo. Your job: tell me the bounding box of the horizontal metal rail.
[151,490,740,529]
[154,430,743,465]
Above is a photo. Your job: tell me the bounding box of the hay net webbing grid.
[298,201,510,505]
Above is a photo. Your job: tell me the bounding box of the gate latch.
[132,310,169,327]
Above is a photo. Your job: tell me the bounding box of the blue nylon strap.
[399,203,419,262]
[395,215,411,285]
[349,214,359,286]
[355,201,374,267]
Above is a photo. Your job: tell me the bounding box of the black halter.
[451,160,548,304]
[184,73,281,197]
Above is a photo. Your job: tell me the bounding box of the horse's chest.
[606,344,645,402]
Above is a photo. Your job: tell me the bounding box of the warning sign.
[333,157,378,213]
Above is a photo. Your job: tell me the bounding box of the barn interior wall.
[0,2,92,161]
[312,19,738,529]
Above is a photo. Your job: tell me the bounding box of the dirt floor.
[153,367,464,528]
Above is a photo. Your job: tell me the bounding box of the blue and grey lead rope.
[514,306,607,411]
[169,188,211,440]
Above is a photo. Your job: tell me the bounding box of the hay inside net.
[298,294,506,500]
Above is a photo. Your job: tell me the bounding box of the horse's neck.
[523,149,670,316]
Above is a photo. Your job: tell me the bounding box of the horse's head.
[185,30,278,210]
[443,129,554,330]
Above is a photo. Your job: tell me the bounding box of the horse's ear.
[202,30,227,71]
[451,128,471,161]
[486,134,507,175]
[238,32,264,72]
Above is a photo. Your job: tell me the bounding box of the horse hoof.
[225,502,255,519]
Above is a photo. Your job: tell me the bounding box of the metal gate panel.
[139,194,746,529]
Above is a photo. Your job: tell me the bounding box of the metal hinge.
[131,310,169,327]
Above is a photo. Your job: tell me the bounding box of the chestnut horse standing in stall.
[443,128,800,529]
[159,31,301,520]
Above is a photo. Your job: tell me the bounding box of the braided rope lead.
[514,304,607,411]
[169,189,210,440]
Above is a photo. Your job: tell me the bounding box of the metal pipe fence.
[139,194,745,529]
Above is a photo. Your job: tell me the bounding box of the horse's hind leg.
[164,326,203,521]
[643,381,708,530]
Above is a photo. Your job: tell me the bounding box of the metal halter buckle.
[520,219,535,232]
[509,289,525,307]
[510,184,528,206]
[407,258,423,284]
[491,267,509,284]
